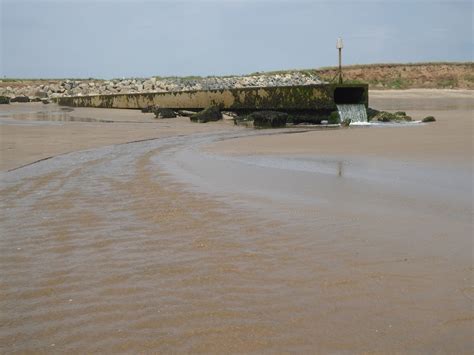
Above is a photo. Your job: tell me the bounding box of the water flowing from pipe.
[337,104,368,123]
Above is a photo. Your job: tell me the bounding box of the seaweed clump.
[190,106,222,123]
[249,111,288,128]
[367,108,414,122]
[0,96,10,104]
[233,110,288,128]
[10,96,30,103]
[366,107,380,121]
[152,107,177,119]
[328,111,340,124]
[375,111,412,122]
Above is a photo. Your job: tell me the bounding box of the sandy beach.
[0,89,472,353]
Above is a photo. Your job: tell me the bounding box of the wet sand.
[1,90,473,353]
[0,103,238,172]
[206,89,473,164]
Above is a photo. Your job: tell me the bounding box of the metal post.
[336,38,344,84]
[338,48,342,84]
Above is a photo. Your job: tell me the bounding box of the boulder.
[376,111,397,122]
[367,107,380,120]
[143,82,154,91]
[190,106,222,123]
[53,84,63,92]
[152,107,177,119]
[422,116,436,122]
[0,96,10,104]
[10,96,30,103]
[375,111,412,122]
[248,111,288,128]
[34,90,48,98]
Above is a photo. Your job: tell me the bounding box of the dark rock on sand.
[153,107,177,119]
[375,111,412,122]
[422,116,436,122]
[376,112,397,122]
[190,106,222,123]
[367,107,380,121]
[11,96,30,103]
[0,96,10,104]
[249,111,288,128]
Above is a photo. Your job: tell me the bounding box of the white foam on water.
[350,120,423,127]
[337,103,368,123]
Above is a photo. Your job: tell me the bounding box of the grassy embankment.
[259,62,474,89]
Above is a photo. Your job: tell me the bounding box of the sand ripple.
[1,130,472,353]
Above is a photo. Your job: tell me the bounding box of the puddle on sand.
[7,111,114,123]
[0,104,115,123]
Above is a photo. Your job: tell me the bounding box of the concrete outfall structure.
[57,84,368,116]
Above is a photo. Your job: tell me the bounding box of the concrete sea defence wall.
[57,84,368,112]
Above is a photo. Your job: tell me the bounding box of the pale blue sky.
[1,0,472,78]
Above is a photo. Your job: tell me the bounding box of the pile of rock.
[367,108,436,123]
[0,72,325,101]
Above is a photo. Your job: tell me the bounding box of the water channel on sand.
[0,91,473,353]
